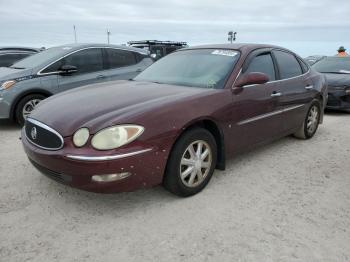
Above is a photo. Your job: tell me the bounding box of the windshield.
[11,46,70,69]
[134,49,240,89]
[312,57,350,74]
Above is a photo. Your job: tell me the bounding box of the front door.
[56,48,105,92]
[229,51,285,152]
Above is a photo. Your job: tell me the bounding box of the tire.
[293,101,321,139]
[163,127,217,197]
[15,94,45,126]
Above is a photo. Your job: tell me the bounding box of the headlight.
[346,87,350,94]
[91,125,144,150]
[73,128,90,147]
[1,80,16,90]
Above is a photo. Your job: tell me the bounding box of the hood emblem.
[31,127,37,140]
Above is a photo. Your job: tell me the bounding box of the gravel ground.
[0,112,350,262]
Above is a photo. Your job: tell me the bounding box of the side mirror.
[235,72,269,87]
[59,65,78,75]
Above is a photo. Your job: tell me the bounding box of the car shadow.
[0,119,21,131]
[42,135,299,213]
[324,109,350,116]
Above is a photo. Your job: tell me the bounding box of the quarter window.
[245,53,276,81]
[274,50,303,79]
[299,58,309,73]
[106,49,137,69]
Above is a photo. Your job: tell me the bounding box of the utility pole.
[73,25,77,43]
[107,29,111,44]
[228,31,237,43]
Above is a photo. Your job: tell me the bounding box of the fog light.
[91,172,131,182]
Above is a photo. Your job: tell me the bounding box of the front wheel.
[163,128,217,197]
[293,101,321,139]
[15,94,45,126]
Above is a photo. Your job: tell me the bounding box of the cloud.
[0,0,349,56]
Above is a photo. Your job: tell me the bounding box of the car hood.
[30,80,213,136]
[324,73,350,88]
[0,67,33,82]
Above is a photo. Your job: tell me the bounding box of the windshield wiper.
[10,66,25,69]
[320,71,348,74]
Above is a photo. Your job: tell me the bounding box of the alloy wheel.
[180,140,212,188]
[306,105,319,135]
[22,99,42,119]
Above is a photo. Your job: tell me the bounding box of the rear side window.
[274,50,303,79]
[245,53,276,81]
[42,48,103,74]
[106,49,137,69]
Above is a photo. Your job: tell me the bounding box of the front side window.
[106,49,137,69]
[274,50,303,79]
[244,53,276,81]
[64,48,103,74]
[41,48,103,74]
[135,49,240,89]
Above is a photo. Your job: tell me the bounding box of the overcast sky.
[0,0,349,56]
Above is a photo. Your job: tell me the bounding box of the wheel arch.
[170,118,226,170]
[314,94,325,124]
[10,89,52,121]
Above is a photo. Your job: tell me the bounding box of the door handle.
[305,85,314,90]
[271,92,282,97]
[136,68,143,72]
[96,75,106,79]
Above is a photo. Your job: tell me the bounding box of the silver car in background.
[0,43,153,125]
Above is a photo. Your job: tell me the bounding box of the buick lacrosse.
[22,44,327,197]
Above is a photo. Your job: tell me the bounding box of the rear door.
[230,50,285,151]
[102,48,146,81]
[56,48,105,92]
[272,50,312,132]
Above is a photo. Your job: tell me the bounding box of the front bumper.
[0,94,11,119]
[326,89,350,110]
[21,128,170,193]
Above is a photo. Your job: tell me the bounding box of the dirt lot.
[0,112,349,262]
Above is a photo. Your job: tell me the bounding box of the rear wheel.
[293,101,321,139]
[15,94,45,126]
[163,128,217,197]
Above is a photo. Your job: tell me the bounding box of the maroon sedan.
[22,44,327,197]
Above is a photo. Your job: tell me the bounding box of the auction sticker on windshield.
[211,50,238,57]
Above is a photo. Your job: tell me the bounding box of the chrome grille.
[25,118,64,150]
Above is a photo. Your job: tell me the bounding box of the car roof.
[52,43,149,55]
[10,43,151,72]
[0,46,40,53]
[323,56,350,60]
[182,43,287,53]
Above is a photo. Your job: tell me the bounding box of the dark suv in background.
[0,47,41,67]
[128,40,188,60]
